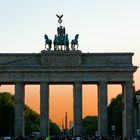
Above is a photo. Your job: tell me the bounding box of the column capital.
[40,81,49,84]
[123,80,134,84]
[73,81,82,84]
[98,80,108,84]
[15,82,25,85]
[73,82,82,90]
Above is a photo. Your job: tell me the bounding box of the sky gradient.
[0,0,140,128]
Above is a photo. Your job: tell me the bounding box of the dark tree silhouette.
[83,116,98,136]
[108,94,122,136]
[0,92,15,136]
[0,92,61,137]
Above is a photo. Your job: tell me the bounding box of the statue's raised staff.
[53,14,70,50]
[56,14,63,26]
[44,34,52,50]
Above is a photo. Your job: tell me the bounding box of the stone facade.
[0,50,138,138]
[134,95,140,136]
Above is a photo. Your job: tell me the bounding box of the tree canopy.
[108,94,122,136]
[49,120,62,136]
[83,115,98,136]
[24,106,40,135]
[0,92,15,136]
[108,90,140,136]
[135,90,140,95]
[0,92,61,137]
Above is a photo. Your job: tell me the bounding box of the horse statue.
[44,34,52,50]
[71,34,79,50]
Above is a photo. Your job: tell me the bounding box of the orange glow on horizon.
[83,85,98,117]
[0,84,124,128]
[49,85,73,128]
[134,71,140,91]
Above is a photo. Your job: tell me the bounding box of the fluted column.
[15,82,25,137]
[133,103,137,136]
[73,82,82,136]
[98,81,108,136]
[40,82,49,139]
[122,81,134,138]
[137,104,140,130]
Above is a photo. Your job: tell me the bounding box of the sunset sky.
[0,0,140,128]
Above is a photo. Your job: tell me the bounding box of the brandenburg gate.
[0,15,138,138]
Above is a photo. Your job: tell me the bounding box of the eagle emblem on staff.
[56,14,63,25]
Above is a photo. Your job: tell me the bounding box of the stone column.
[138,104,140,131]
[40,82,49,139]
[73,82,82,136]
[133,103,137,136]
[15,82,25,137]
[122,81,134,138]
[98,81,108,136]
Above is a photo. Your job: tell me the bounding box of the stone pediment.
[0,51,82,68]
[0,51,137,71]
[3,55,41,67]
[40,50,81,67]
